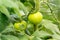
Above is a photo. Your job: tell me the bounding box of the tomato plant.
[0,0,60,40]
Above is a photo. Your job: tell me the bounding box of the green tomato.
[28,12,43,24]
[14,21,27,31]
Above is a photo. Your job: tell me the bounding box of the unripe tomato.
[14,21,27,31]
[28,12,43,24]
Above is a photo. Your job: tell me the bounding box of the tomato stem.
[25,29,31,36]
[33,0,40,13]
[34,24,38,31]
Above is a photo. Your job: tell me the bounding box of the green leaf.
[32,30,51,38]
[0,37,2,40]
[48,38,57,40]
[0,5,11,19]
[42,19,60,34]
[52,33,60,40]
[0,13,10,32]
[24,2,33,12]
[18,34,28,40]
[17,1,28,15]
[1,23,14,34]
[32,37,42,40]
[0,0,22,20]
[2,0,18,8]
[57,9,60,21]
[48,0,60,21]
[0,0,2,5]
[48,0,60,8]
[1,35,19,40]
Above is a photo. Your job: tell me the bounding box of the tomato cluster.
[14,12,43,31]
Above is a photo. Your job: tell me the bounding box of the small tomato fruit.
[28,12,43,24]
[14,21,27,31]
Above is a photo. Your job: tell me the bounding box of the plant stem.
[34,24,38,31]
[33,0,40,13]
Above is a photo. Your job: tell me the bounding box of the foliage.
[0,0,60,40]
